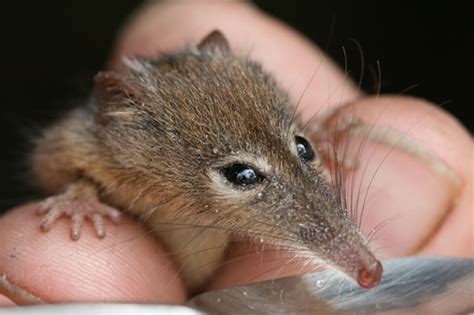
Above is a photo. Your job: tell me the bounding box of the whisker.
[366,214,401,242]
[348,38,365,93]
[288,60,325,137]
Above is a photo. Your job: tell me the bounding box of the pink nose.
[357,260,383,289]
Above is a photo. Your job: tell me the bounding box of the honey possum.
[31,30,382,292]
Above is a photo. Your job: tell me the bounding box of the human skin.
[0,0,472,306]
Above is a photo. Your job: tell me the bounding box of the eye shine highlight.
[295,136,315,162]
[221,163,264,189]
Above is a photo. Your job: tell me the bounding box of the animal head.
[94,30,382,288]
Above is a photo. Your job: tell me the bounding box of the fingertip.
[0,203,186,304]
[324,95,472,257]
[418,175,474,257]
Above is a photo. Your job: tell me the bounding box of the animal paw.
[37,193,121,241]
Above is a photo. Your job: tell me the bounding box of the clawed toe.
[36,194,121,240]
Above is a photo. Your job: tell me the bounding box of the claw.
[70,210,85,240]
[89,212,105,239]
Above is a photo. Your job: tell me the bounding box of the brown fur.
[31,31,380,292]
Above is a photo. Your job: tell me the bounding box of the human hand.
[1,0,472,306]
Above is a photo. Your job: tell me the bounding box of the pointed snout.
[329,236,384,289]
[298,222,383,289]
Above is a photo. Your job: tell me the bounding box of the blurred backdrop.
[0,1,472,212]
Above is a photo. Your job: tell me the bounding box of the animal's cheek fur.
[224,204,290,233]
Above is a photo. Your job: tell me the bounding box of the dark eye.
[295,136,315,162]
[221,163,264,189]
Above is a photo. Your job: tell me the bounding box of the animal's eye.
[221,163,264,189]
[295,136,315,162]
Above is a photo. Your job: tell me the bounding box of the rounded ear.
[198,30,231,53]
[94,71,139,108]
[94,71,142,124]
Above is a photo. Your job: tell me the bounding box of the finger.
[0,203,186,304]
[418,177,473,256]
[110,0,362,117]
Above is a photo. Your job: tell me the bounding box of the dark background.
[0,1,472,212]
